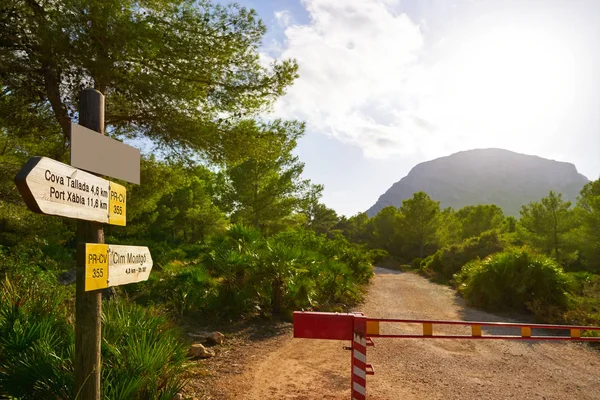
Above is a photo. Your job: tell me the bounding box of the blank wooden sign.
[70,122,140,184]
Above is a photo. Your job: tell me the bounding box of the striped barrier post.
[351,314,368,400]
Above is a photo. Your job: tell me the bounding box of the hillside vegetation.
[367,148,590,217]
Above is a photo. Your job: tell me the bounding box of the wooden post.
[75,89,105,400]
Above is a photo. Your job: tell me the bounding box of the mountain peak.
[366,149,589,217]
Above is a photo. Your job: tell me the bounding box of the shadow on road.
[453,291,569,341]
[373,266,405,275]
[182,312,292,343]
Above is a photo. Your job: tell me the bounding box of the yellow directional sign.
[82,243,152,291]
[108,182,126,226]
[84,244,109,291]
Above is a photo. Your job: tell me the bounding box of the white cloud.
[266,0,580,161]
[270,0,427,158]
[274,10,293,27]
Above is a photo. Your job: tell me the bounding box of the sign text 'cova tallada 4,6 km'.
[14,157,126,225]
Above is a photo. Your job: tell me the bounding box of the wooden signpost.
[14,88,149,400]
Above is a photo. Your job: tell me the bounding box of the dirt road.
[212,268,600,399]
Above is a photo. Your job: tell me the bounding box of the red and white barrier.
[293,312,600,399]
[351,314,368,400]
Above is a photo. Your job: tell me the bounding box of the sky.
[237,0,600,216]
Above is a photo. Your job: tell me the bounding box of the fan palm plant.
[261,240,305,315]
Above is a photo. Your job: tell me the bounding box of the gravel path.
[219,267,600,399]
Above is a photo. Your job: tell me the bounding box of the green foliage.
[562,272,600,326]
[336,213,374,245]
[575,180,600,271]
[371,206,402,256]
[1,0,298,163]
[140,262,217,318]
[421,230,505,281]
[203,224,265,316]
[435,207,462,248]
[398,192,440,259]
[503,216,517,233]
[455,248,571,313]
[107,159,228,245]
[302,200,340,237]
[0,275,186,399]
[368,249,389,265]
[519,191,575,263]
[0,243,74,280]
[456,204,504,239]
[141,226,373,319]
[289,231,373,311]
[0,276,74,399]
[101,300,187,400]
[217,120,317,235]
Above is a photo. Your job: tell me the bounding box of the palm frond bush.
[0,275,73,399]
[137,225,374,320]
[0,276,187,399]
[102,300,187,400]
[455,248,572,313]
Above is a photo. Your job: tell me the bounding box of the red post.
[351,314,368,400]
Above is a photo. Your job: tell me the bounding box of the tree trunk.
[271,278,284,316]
[27,0,71,139]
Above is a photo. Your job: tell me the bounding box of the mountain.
[366,149,590,217]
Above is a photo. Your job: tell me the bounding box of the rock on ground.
[208,331,225,345]
[188,343,215,359]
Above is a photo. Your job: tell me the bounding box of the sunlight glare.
[439,24,577,148]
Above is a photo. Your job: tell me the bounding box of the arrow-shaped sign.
[14,157,126,225]
[82,244,153,291]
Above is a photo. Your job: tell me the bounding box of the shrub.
[368,249,389,265]
[264,229,372,311]
[102,300,187,399]
[136,227,374,320]
[455,248,571,313]
[0,275,74,399]
[0,244,74,280]
[422,230,505,281]
[411,257,423,269]
[138,262,217,318]
[0,276,187,399]
[562,272,600,326]
[335,244,373,285]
